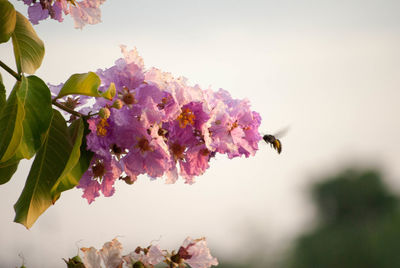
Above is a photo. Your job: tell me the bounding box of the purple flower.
[28,3,49,25]
[77,172,100,204]
[122,127,171,180]
[75,46,262,202]
[97,46,144,95]
[22,0,105,28]
[179,144,212,184]
[77,156,122,203]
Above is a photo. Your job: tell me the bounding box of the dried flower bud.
[120,176,135,185]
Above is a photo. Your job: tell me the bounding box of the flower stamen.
[96,118,109,136]
[136,137,152,153]
[177,108,195,128]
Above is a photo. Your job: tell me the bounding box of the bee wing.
[273,126,290,138]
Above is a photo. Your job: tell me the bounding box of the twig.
[52,99,84,117]
[0,60,21,81]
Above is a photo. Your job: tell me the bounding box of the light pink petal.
[100,239,123,268]
[144,245,164,265]
[183,238,218,268]
[81,247,101,268]
[70,0,102,29]
[165,166,178,184]
[120,45,144,67]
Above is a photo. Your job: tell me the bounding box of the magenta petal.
[52,1,64,22]
[78,172,101,204]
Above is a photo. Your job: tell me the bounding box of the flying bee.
[262,127,288,154]
[263,134,282,154]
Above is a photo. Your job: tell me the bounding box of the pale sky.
[1,0,400,267]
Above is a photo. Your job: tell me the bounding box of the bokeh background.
[1,0,400,267]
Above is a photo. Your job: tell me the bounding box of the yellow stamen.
[177,108,196,128]
[96,118,109,136]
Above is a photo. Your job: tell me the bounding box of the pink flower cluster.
[70,46,262,203]
[22,0,105,29]
[75,237,218,268]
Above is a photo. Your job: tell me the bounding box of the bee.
[263,134,282,154]
[263,127,288,154]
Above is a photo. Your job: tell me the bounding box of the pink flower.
[77,172,101,204]
[122,133,171,180]
[22,0,105,28]
[70,0,104,29]
[206,89,262,158]
[81,238,123,268]
[81,247,101,268]
[74,237,216,268]
[73,46,262,202]
[99,239,123,268]
[180,237,218,268]
[124,245,165,267]
[77,157,122,203]
[179,144,212,184]
[96,46,145,98]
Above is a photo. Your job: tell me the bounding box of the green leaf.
[0,73,6,109]
[0,76,52,163]
[57,72,101,99]
[50,117,93,201]
[13,110,80,229]
[0,158,19,185]
[101,82,116,100]
[0,81,24,162]
[14,75,52,160]
[0,0,16,43]
[11,11,44,74]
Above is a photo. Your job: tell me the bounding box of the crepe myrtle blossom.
[76,156,122,204]
[64,45,261,203]
[80,238,123,268]
[123,245,165,267]
[22,0,105,29]
[69,237,217,268]
[171,237,219,268]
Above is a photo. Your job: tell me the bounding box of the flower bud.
[63,255,84,267]
[112,99,124,109]
[99,107,111,119]
[71,256,83,263]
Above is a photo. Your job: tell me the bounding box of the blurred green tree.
[286,168,400,268]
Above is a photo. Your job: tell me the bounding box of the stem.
[52,99,84,117]
[83,112,99,119]
[0,60,21,81]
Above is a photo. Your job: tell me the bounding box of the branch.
[0,60,21,81]
[52,99,84,117]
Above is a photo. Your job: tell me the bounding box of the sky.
[1,0,400,267]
